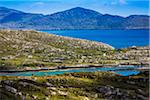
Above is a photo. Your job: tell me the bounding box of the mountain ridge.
[0,7,149,30]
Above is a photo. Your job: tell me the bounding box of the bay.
[42,29,149,48]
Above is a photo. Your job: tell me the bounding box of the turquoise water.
[42,29,149,48]
[115,70,140,76]
[0,66,140,76]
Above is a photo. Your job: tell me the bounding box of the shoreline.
[0,64,148,73]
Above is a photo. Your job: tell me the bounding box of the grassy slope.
[0,30,114,70]
[0,71,149,100]
[0,30,149,70]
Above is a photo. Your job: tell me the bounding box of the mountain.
[0,7,149,30]
[0,7,44,29]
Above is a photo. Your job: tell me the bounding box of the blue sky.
[0,0,149,16]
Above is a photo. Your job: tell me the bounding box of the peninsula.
[0,30,149,71]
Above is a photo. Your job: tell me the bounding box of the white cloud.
[119,0,127,4]
[29,2,45,8]
[34,2,45,6]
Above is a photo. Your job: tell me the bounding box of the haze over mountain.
[0,7,149,30]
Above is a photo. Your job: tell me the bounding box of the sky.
[0,0,149,17]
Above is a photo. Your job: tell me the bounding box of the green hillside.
[0,30,149,70]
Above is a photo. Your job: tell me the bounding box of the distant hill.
[0,7,149,30]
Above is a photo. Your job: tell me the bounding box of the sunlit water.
[42,29,149,49]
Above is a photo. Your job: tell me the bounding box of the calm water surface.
[0,66,141,76]
[42,29,149,48]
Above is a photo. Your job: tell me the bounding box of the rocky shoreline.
[0,29,149,100]
[0,64,148,74]
[0,71,149,100]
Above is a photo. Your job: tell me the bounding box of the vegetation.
[0,71,149,100]
[0,30,149,70]
[0,30,149,100]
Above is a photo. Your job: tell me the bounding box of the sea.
[42,29,149,49]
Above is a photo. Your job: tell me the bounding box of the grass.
[0,30,149,70]
[0,71,149,100]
